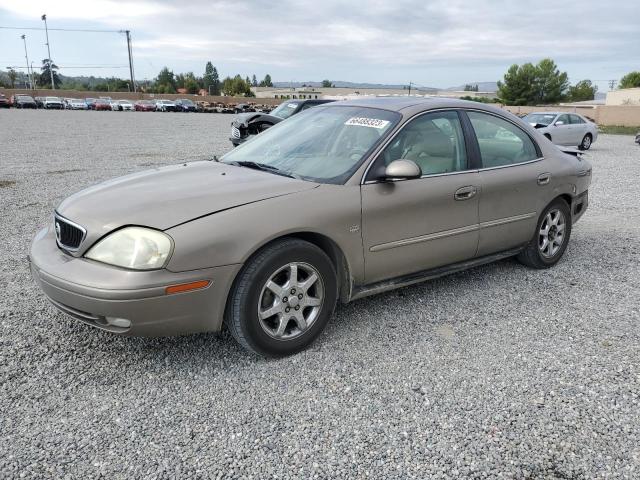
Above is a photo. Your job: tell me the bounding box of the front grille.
[55,215,86,251]
[231,126,241,139]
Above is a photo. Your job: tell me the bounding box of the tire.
[517,198,572,269]
[226,238,337,356]
[579,133,592,150]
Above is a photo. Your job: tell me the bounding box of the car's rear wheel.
[579,133,592,150]
[517,198,572,269]
[226,238,337,356]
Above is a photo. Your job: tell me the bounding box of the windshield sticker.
[287,104,298,108]
[344,117,390,129]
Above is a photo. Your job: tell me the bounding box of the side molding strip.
[369,212,536,253]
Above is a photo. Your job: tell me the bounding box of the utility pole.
[608,79,617,90]
[20,34,33,89]
[408,81,413,96]
[41,14,55,89]
[125,30,136,92]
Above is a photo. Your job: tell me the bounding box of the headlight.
[85,227,173,270]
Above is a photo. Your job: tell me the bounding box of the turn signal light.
[165,280,210,295]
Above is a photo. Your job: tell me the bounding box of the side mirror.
[554,120,564,126]
[382,159,422,180]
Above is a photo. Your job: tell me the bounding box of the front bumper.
[29,225,240,337]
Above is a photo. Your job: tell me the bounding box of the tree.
[464,84,478,91]
[7,68,17,88]
[567,80,597,102]
[497,58,568,105]
[221,74,253,96]
[40,58,61,89]
[203,62,215,90]
[211,66,220,95]
[619,71,640,89]
[321,79,334,88]
[535,58,569,104]
[252,74,258,87]
[154,67,176,93]
[259,74,273,87]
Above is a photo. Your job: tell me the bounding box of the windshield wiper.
[230,161,299,179]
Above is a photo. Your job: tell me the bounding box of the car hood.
[57,161,318,251]
[232,112,283,128]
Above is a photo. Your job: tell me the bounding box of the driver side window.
[379,111,468,176]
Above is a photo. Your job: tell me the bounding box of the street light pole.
[20,34,33,89]
[41,14,55,90]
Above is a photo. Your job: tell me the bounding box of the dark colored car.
[34,97,45,108]
[85,98,97,110]
[0,94,9,108]
[94,99,112,111]
[134,100,156,112]
[175,99,197,112]
[234,103,256,114]
[635,131,640,145]
[230,99,334,146]
[10,95,37,109]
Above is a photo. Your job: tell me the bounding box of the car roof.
[323,96,507,116]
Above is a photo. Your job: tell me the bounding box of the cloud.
[0,0,638,85]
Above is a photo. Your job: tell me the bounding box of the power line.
[0,26,121,33]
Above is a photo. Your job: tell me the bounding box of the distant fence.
[0,88,282,106]
[503,105,640,127]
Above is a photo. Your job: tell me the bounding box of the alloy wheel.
[257,262,324,340]
[539,208,566,258]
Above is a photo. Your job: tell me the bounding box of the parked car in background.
[134,100,156,112]
[234,103,256,114]
[0,94,9,108]
[523,112,598,150]
[230,99,334,146]
[155,99,176,112]
[42,96,64,110]
[175,99,197,112]
[112,100,134,111]
[635,131,640,146]
[85,98,97,110]
[34,96,45,108]
[29,98,592,356]
[94,99,112,111]
[68,99,88,110]
[10,94,37,109]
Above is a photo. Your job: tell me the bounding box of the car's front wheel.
[517,198,572,269]
[226,238,337,356]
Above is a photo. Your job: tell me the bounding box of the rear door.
[569,114,588,145]
[464,110,547,256]
[361,110,480,283]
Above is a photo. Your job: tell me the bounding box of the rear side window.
[467,111,539,168]
[556,114,570,125]
[569,114,585,124]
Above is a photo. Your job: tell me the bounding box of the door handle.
[454,186,477,201]
[537,173,551,185]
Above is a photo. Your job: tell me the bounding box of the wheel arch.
[231,232,354,306]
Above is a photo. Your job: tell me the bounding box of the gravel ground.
[1,110,639,479]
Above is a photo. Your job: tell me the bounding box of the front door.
[361,110,480,284]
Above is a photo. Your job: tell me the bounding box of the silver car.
[29,98,592,356]
[523,112,598,150]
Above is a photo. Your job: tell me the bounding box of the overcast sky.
[0,0,638,90]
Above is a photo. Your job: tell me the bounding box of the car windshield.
[222,105,400,184]
[181,99,194,105]
[20,96,35,101]
[270,102,299,119]
[524,113,557,126]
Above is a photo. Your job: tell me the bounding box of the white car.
[68,99,88,110]
[42,96,64,110]
[523,112,598,150]
[111,100,134,111]
[155,99,176,112]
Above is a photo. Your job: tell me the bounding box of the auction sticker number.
[345,117,390,129]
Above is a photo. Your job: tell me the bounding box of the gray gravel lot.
[0,109,639,479]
